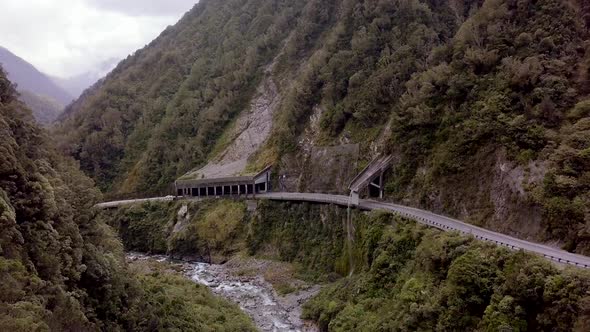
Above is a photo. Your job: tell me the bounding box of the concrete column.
[379,171,384,199]
[350,191,359,205]
[222,186,225,196]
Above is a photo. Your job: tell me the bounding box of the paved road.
[95,196,176,209]
[96,192,590,269]
[257,193,590,268]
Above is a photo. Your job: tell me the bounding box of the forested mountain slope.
[56,0,590,253]
[0,65,131,330]
[0,67,255,330]
[55,0,305,193]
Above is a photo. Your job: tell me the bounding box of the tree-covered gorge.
[0,66,255,330]
[97,198,590,331]
[1,65,112,330]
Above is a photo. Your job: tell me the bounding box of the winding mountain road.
[96,192,590,269]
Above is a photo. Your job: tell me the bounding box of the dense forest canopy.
[0,64,128,330]
[303,211,590,331]
[0,66,255,331]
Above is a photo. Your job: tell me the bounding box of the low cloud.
[85,0,197,17]
[0,0,196,78]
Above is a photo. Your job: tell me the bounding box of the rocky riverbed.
[127,253,319,332]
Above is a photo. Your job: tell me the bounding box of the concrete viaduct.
[96,156,590,269]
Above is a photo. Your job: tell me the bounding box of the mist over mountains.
[0,46,110,124]
[52,57,119,98]
[0,46,72,103]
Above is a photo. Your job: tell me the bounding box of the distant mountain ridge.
[0,46,72,123]
[0,46,73,104]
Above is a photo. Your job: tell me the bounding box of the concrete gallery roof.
[175,165,272,188]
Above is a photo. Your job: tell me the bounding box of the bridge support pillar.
[350,191,359,205]
[379,171,384,199]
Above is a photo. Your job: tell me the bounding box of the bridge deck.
[257,193,590,269]
[95,192,590,269]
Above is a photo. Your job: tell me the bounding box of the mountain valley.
[2,0,590,330]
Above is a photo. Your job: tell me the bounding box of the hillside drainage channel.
[128,253,319,332]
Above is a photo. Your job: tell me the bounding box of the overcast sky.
[0,0,197,78]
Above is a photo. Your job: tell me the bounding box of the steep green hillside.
[101,200,250,263]
[55,0,305,193]
[57,0,590,252]
[56,0,467,193]
[386,0,590,254]
[303,211,590,332]
[0,67,255,330]
[0,66,117,330]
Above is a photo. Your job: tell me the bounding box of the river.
[128,253,320,332]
